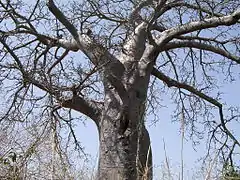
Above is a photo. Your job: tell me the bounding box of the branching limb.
[166,2,223,18]
[151,23,166,32]
[151,68,220,107]
[148,0,168,26]
[30,78,103,125]
[47,0,125,85]
[1,35,102,124]
[47,49,69,74]
[148,1,223,31]
[122,22,148,60]
[0,37,26,76]
[218,108,240,147]
[151,67,240,146]
[157,40,240,64]
[87,0,126,24]
[47,0,128,103]
[156,9,240,45]
[129,0,151,26]
[61,95,103,126]
[30,77,102,125]
[175,35,240,45]
[0,29,79,51]
[47,0,79,42]
[28,0,41,21]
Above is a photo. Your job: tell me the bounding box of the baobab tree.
[0,0,240,179]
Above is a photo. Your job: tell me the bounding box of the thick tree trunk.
[97,65,153,179]
[98,108,152,180]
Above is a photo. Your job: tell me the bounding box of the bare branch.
[47,0,79,42]
[61,95,103,126]
[157,9,240,45]
[167,2,223,17]
[0,37,26,77]
[87,0,126,24]
[175,35,240,45]
[122,22,148,60]
[148,1,223,30]
[28,0,41,20]
[1,28,79,51]
[129,0,150,26]
[47,49,69,74]
[151,68,221,107]
[47,0,124,72]
[158,40,240,64]
[151,67,240,146]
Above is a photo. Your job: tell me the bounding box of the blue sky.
[2,1,239,179]
[73,76,240,179]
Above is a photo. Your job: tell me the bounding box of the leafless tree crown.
[0,0,240,178]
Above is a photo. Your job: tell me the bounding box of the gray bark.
[46,3,154,179]
[98,71,152,180]
[44,2,240,179]
[96,44,156,179]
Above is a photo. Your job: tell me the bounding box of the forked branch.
[151,67,240,146]
[157,40,240,64]
[61,95,103,126]
[156,9,240,45]
[47,0,121,68]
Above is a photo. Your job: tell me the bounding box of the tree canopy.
[0,0,240,179]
